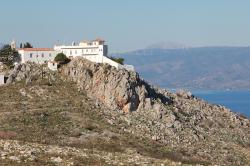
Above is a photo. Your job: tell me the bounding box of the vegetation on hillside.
[0,44,20,67]
[20,42,33,48]
[1,60,249,165]
[54,53,70,64]
[110,56,124,65]
[0,71,196,165]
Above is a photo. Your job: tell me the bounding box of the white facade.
[15,39,134,71]
[0,74,5,85]
[48,61,58,71]
[17,48,58,64]
[54,39,108,64]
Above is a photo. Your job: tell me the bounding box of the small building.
[0,74,8,85]
[48,61,58,71]
[17,48,59,64]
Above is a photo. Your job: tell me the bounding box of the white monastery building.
[17,48,58,64]
[13,39,134,71]
[54,38,108,60]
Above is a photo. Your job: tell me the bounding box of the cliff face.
[61,57,172,113]
[4,58,250,165]
[61,57,250,165]
[1,66,177,165]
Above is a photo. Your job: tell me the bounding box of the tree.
[23,42,33,48]
[54,53,70,64]
[20,43,23,48]
[0,45,20,67]
[110,56,124,65]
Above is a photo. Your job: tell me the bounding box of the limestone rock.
[6,62,56,86]
[51,156,62,163]
[176,89,193,99]
[61,57,173,112]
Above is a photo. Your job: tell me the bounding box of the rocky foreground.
[0,58,250,165]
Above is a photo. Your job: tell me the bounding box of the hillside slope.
[0,64,179,165]
[0,59,249,165]
[115,47,250,90]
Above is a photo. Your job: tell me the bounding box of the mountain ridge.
[114,46,250,90]
[146,41,187,50]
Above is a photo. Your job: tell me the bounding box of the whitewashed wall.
[18,50,58,64]
[54,45,108,58]
[54,43,134,71]
[0,75,5,85]
[102,56,121,68]
[48,61,58,71]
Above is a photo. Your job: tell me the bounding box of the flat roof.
[92,38,105,42]
[17,48,54,51]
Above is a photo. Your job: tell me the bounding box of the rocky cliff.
[60,57,250,165]
[61,57,172,113]
[3,58,250,165]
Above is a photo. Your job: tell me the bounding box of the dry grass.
[0,76,210,165]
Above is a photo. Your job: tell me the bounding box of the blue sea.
[193,90,250,118]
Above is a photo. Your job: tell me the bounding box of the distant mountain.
[114,46,250,90]
[146,41,187,49]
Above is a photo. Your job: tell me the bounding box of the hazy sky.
[1,0,250,52]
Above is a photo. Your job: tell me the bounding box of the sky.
[1,0,250,52]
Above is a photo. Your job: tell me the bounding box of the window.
[70,50,72,55]
[49,53,51,57]
[82,49,83,53]
[30,53,33,58]
[36,54,39,58]
[75,50,77,54]
[42,53,44,58]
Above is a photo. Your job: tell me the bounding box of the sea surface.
[193,90,250,118]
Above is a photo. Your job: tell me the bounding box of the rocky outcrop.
[6,62,56,85]
[61,57,172,112]
[60,57,250,165]
[5,58,250,165]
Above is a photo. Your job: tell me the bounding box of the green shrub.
[0,45,20,67]
[110,56,124,65]
[54,53,70,64]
